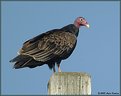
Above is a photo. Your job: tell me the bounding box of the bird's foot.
[58,68,62,72]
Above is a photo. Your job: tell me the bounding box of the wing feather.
[19,31,77,62]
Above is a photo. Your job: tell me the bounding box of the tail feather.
[14,61,27,69]
[10,55,30,62]
[10,55,44,69]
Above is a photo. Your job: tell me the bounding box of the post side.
[47,72,91,95]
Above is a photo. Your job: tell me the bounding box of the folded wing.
[19,31,77,63]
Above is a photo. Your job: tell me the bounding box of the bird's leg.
[57,64,61,72]
[52,64,56,73]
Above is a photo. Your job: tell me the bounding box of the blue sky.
[1,1,120,95]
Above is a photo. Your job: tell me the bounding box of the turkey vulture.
[10,17,89,72]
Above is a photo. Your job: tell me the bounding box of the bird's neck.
[61,24,79,37]
[74,21,81,28]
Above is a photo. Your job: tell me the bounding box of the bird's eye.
[80,18,83,22]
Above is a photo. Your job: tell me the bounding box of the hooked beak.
[85,24,90,28]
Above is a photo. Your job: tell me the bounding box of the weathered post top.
[48,72,91,95]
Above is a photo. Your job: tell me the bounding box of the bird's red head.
[74,17,89,28]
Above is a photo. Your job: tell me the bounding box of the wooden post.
[48,72,91,95]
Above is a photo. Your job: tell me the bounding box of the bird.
[10,17,89,72]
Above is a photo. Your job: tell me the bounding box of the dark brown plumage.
[10,17,89,72]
